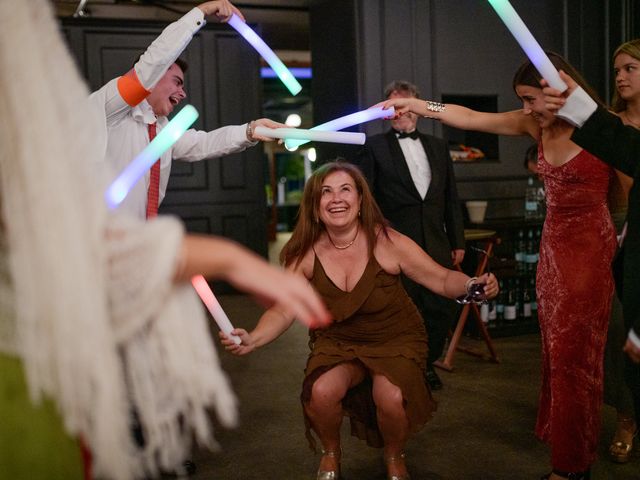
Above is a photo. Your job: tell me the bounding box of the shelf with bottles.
[478,275,539,336]
[470,220,543,337]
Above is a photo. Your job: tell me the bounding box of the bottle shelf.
[462,217,544,338]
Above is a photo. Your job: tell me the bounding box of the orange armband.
[117,70,150,107]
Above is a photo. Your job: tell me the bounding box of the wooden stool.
[434,229,500,371]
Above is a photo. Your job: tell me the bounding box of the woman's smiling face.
[318,170,361,230]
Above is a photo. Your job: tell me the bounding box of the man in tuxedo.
[355,80,465,390]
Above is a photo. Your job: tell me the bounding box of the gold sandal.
[609,418,636,464]
[385,452,411,480]
[609,436,635,463]
[317,449,341,480]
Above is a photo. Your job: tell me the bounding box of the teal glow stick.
[487,0,567,91]
[228,14,302,96]
[105,105,198,209]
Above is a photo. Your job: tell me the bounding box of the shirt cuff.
[182,7,206,31]
[628,328,640,350]
[555,86,598,127]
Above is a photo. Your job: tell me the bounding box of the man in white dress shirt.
[355,80,466,390]
[90,0,282,219]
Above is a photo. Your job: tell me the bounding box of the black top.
[571,107,640,333]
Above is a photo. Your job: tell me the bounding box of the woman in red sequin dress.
[383,53,624,480]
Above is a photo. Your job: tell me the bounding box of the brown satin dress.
[301,253,435,450]
[535,145,616,472]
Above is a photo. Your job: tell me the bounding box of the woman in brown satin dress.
[382,53,625,480]
[220,161,498,480]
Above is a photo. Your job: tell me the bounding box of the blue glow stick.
[487,0,566,91]
[261,67,312,79]
[228,14,302,96]
[105,105,199,209]
[284,106,394,150]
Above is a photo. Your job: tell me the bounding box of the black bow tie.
[394,129,419,140]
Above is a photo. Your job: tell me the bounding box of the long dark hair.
[512,51,605,108]
[280,161,388,268]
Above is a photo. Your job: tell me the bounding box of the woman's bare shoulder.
[373,227,404,274]
[289,245,316,279]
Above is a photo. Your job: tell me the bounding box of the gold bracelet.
[424,100,446,118]
[246,121,254,141]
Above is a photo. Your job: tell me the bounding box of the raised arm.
[131,0,241,98]
[90,1,242,122]
[379,96,536,137]
[378,229,498,300]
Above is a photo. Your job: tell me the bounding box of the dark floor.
[189,295,639,480]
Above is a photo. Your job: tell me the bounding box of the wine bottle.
[504,279,517,322]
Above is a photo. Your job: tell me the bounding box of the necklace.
[327,224,359,250]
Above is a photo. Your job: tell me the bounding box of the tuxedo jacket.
[355,130,465,268]
[571,107,640,334]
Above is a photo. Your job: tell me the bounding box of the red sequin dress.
[535,145,616,472]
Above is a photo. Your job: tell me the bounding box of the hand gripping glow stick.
[228,14,302,96]
[487,0,567,91]
[104,104,241,345]
[284,106,395,150]
[191,275,242,345]
[105,105,199,209]
[255,126,366,145]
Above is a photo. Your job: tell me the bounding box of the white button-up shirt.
[89,8,255,219]
[397,133,431,199]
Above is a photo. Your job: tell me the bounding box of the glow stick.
[228,14,302,96]
[261,67,312,79]
[284,106,394,150]
[487,0,567,91]
[105,105,199,209]
[255,126,366,145]
[104,105,239,345]
[191,275,242,345]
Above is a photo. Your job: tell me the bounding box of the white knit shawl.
[0,1,236,478]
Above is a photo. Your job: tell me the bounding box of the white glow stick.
[487,0,567,91]
[191,275,241,345]
[227,14,302,96]
[285,106,395,149]
[254,126,366,145]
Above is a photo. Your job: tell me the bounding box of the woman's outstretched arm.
[176,234,331,329]
[379,96,536,137]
